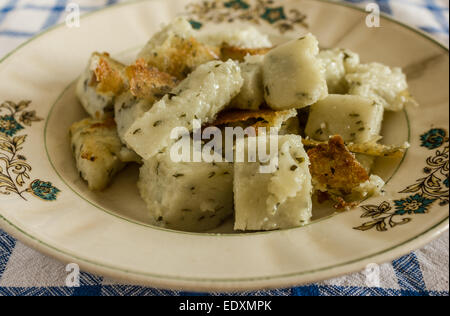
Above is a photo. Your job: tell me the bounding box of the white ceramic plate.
[0,0,448,292]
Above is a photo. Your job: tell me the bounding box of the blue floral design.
[420,128,447,150]
[394,194,435,215]
[185,1,308,34]
[30,180,60,201]
[357,127,448,232]
[189,20,203,30]
[0,115,24,137]
[224,0,249,9]
[260,7,286,24]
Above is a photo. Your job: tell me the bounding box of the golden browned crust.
[331,196,359,210]
[88,116,117,129]
[307,135,369,195]
[212,109,280,125]
[144,36,220,79]
[220,45,272,62]
[125,59,178,100]
[314,188,360,210]
[210,109,296,134]
[80,150,97,162]
[70,117,119,163]
[70,117,116,138]
[302,138,408,158]
[92,53,126,95]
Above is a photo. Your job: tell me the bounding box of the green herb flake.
[296,92,308,98]
[107,168,114,178]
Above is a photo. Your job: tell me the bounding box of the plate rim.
[0,0,448,291]
[1,213,447,291]
[0,0,448,67]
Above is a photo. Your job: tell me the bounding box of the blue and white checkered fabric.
[0,0,449,296]
[344,0,449,44]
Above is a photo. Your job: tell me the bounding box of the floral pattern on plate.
[0,101,60,201]
[355,128,449,232]
[185,0,308,33]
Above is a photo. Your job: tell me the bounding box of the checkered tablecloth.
[0,0,449,296]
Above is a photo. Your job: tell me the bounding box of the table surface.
[0,0,448,296]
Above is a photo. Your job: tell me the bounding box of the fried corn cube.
[70,117,128,191]
[234,135,313,231]
[124,60,243,159]
[76,52,127,119]
[137,17,219,79]
[307,135,370,194]
[305,94,384,144]
[262,34,328,110]
[114,61,178,142]
[138,144,233,232]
